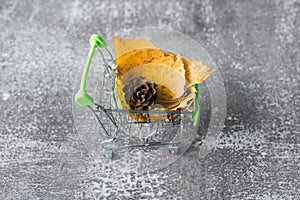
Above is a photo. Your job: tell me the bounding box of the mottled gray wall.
[0,0,299,199]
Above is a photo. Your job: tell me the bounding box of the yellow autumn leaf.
[113,35,156,58]
[182,58,216,88]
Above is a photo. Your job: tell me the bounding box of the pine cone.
[123,76,158,111]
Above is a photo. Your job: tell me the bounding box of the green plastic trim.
[75,34,106,106]
[116,97,122,109]
[192,84,200,126]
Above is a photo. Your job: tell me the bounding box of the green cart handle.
[75,34,106,106]
[192,84,200,126]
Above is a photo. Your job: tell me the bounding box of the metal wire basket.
[74,34,199,165]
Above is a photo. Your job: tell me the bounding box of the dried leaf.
[118,63,186,109]
[113,36,156,58]
[182,58,216,88]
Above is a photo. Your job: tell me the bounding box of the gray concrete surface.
[0,0,299,199]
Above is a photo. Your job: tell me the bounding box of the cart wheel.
[103,149,114,159]
[168,145,180,155]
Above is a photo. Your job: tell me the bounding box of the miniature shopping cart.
[74,34,200,159]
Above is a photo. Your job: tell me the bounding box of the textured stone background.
[0,0,299,199]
